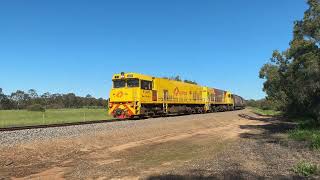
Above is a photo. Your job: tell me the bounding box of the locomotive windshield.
[113,80,126,88]
[127,79,139,87]
[113,79,140,88]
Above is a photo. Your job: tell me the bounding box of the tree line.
[246,99,277,111]
[163,75,198,85]
[259,0,320,121]
[0,88,108,110]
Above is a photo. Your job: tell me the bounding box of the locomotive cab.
[109,72,153,119]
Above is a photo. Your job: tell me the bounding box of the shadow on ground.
[146,169,303,180]
[238,114,298,144]
[145,113,309,180]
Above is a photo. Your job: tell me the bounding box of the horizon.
[0,0,308,100]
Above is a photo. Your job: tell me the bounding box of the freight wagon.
[109,72,245,119]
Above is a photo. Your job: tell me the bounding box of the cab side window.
[141,80,152,90]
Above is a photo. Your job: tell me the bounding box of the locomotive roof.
[112,72,153,81]
[111,72,242,98]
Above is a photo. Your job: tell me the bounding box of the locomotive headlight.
[121,72,125,79]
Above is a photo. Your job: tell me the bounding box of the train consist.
[109,72,245,119]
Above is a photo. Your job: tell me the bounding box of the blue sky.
[0,0,307,99]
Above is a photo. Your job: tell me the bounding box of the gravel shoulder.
[0,109,319,179]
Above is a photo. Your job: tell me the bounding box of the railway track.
[0,119,121,132]
[0,114,183,132]
[0,111,244,132]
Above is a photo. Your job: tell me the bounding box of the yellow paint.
[225,91,234,105]
[109,72,235,116]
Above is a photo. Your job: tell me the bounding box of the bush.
[293,161,318,177]
[27,104,46,112]
[260,99,277,110]
[246,99,279,111]
[289,118,320,149]
[311,136,320,149]
[251,107,281,116]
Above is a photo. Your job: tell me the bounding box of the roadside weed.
[293,161,318,177]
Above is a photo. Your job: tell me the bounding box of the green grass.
[288,117,320,149]
[0,108,112,128]
[250,108,320,149]
[289,129,320,149]
[293,161,318,177]
[250,107,281,116]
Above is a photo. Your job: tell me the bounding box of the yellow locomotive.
[109,72,245,119]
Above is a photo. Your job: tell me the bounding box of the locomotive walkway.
[0,109,317,179]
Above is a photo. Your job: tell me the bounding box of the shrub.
[311,135,320,149]
[27,104,46,112]
[288,117,320,149]
[252,108,281,116]
[246,99,280,111]
[293,161,318,177]
[289,129,320,149]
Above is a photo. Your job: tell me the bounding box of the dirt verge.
[0,109,318,179]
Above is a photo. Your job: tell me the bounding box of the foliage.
[27,104,46,112]
[293,161,318,177]
[260,0,320,121]
[163,75,198,85]
[251,107,281,116]
[246,99,279,110]
[290,129,320,149]
[183,79,198,85]
[289,117,320,149]
[172,75,182,82]
[0,89,108,110]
